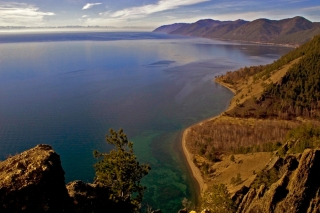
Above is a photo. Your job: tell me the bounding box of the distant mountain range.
[153,16,320,46]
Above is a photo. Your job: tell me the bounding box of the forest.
[218,34,320,119]
[186,118,299,159]
[187,34,320,174]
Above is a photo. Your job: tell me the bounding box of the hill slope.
[184,31,320,212]
[217,33,320,119]
[154,16,320,46]
[153,23,189,33]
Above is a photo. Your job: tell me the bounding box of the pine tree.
[93,129,151,212]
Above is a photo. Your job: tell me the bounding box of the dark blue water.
[0,31,291,212]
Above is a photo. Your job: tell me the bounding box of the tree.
[230,173,242,186]
[93,129,151,212]
[201,184,236,213]
[181,197,194,212]
[230,155,235,162]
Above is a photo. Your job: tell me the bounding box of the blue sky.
[0,0,319,28]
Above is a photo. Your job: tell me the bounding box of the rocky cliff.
[1,145,320,212]
[0,144,112,213]
[0,144,70,212]
[235,149,320,213]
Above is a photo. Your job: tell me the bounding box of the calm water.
[0,31,291,212]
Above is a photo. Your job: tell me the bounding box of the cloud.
[82,15,89,18]
[279,0,307,3]
[204,1,256,9]
[109,0,210,19]
[84,0,209,27]
[206,9,303,22]
[302,5,320,12]
[82,3,102,10]
[99,11,111,16]
[0,3,55,26]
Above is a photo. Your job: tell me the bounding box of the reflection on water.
[0,32,292,212]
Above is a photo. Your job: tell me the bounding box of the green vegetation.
[230,155,235,162]
[201,184,236,213]
[223,34,320,119]
[218,65,265,85]
[181,198,194,212]
[195,32,320,213]
[262,37,320,119]
[231,141,282,154]
[217,35,320,87]
[230,173,242,186]
[93,129,151,213]
[186,118,297,157]
[285,123,320,153]
[251,168,279,189]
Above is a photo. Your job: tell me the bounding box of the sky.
[0,0,319,29]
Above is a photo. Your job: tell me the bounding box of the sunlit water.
[0,31,291,212]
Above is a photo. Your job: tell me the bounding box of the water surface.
[0,31,291,212]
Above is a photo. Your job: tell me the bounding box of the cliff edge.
[0,144,149,213]
[0,144,70,212]
[235,149,320,213]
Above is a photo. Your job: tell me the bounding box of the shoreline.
[181,79,236,195]
[155,32,298,48]
[214,78,236,94]
[181,115,222,194]
[182,128,205,193]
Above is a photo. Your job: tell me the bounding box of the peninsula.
[181,30,320,212]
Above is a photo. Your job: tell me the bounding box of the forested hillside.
[187,34,320,164]
[186,33,320,213]
[222,34,320,119]
[154,16,320,46]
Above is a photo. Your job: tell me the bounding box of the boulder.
[0,144,70,212]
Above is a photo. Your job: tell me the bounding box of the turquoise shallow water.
[0,31,291,212]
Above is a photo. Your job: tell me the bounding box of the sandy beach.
[214,79,236,94]
[182,79,236,194]
[182,128,205,193]
[182,115,222,193]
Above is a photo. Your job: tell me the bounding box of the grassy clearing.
[205,152,272,194]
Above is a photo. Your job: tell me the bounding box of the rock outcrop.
[0,144,145,213]
[1,145,320,213]
[235,149,320,213]
[0,144,70,212]
[66,180,112,213]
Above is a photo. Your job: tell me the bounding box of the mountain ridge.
[154,16,320,46]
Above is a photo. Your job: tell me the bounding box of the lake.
[0,30,291,212]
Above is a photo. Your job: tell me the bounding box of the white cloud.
[0,3,55,26]
[204,1,256,10]
[206,9,301,22]
[82,3,102,10]
[280,0,307,3]
[85,0,209,27]
[302,5,320,12]
[99,11,111,16]
[109,0,209,19]
[82,15,89,18]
